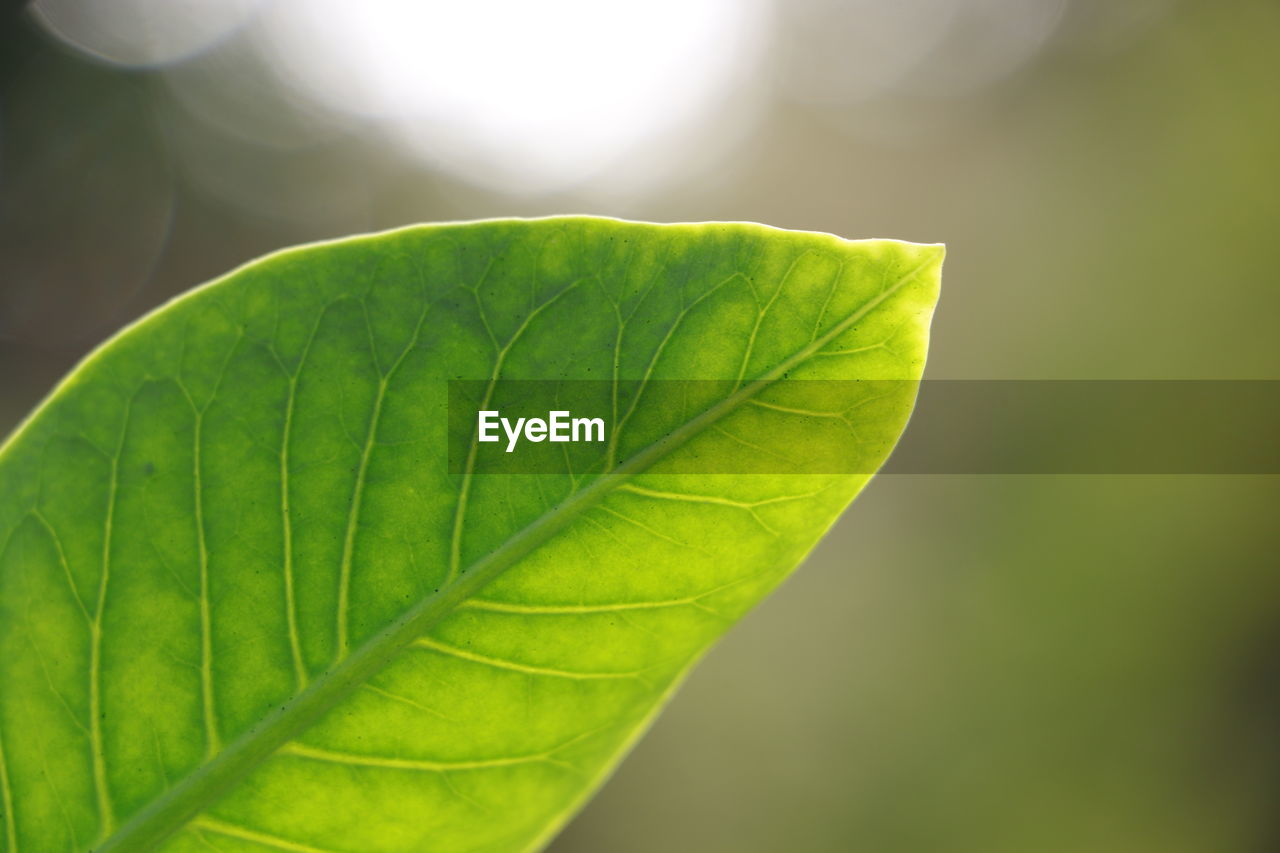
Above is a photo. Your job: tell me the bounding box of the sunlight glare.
[256,0,764,193]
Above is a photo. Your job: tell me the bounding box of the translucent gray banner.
[447,380,1280,475]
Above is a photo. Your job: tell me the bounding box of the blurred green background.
[2,1,1277,850]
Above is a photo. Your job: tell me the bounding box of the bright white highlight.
[256,0,763,193]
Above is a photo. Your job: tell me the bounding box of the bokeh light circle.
[30,0,266,68]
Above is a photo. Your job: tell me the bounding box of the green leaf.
[0,217,941,852]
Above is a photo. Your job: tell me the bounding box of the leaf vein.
[192,817,343,853]
[412,638,644,681]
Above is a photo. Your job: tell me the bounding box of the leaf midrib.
[94,254,934,852]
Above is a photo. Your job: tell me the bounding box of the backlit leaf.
[0,218,942,852]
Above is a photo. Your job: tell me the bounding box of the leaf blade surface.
[0,218,942,852]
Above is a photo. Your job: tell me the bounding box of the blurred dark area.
[2,1,1278,850]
